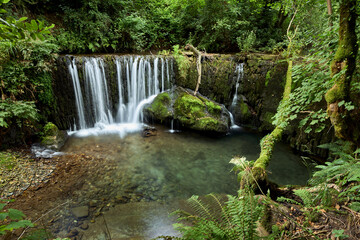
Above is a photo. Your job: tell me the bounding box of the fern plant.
[277,188,322,223]
[309,141,360,208]
[173,190,265,240]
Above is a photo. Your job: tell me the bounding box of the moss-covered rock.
[144,92,173,122]
[41,122,68,151]
[144,87,230,134]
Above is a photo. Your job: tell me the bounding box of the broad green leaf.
[0,203,6,211]
[315,125,325,133]
[338,100,345,107]
[310,119,318,125]
[0,212,8,221]
[299,117,309,127]
[18,17,28,22]
[8,209,25,220]
[2,220,33,231]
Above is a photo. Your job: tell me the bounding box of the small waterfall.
[231,63,244,108]
[67,55,174,137]
[168,119,180,133]
[84,58,114,125]
[68,58,86,130]
[229,63,244,129]
[229,112,240,129]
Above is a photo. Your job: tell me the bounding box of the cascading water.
[68,59,86,130]
[67,55,174,137]
[229,63,245,129]
[231,63,244,108]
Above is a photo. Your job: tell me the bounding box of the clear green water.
[63,125,309,201]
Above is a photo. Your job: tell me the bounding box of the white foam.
[68,123,145,138]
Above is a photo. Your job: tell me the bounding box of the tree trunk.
[241,60,292,190]
[326,0,332,15]
[325,0,358,143]
[240,9,298,191]
[327,0,333,26]
[185,44,202,96]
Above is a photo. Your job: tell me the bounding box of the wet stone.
[80,223,89,230]
[89,200,98,207]
[71,206,89,219]
[67,228,79,237]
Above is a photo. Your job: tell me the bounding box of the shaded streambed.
[54,124,310,238]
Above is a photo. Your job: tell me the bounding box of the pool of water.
[63,125,309,200]
[59,124,310,239]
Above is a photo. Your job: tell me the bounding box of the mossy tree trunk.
[241,60,293,190]
[240,9,298,190]
[325,0,358,143]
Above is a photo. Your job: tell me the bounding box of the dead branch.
[185,44,202,96]
[17,200,70,240]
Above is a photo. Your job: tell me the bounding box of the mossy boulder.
[144,92,173,122]
[41,122,68,151]
[144,87,230,134]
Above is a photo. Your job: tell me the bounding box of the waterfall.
[231,63,244,108]
[67,55,173,137]
[68,58,86,130]
[229,63,244,129]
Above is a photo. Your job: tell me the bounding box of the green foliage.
[172,45,191,80]
[173,190,264,239]
[271,20,339,135]
[331,229,349,239]
[229,156,253,183]
[0,100,38,128]
[278,189,322,223]
[12,0,287,53]
[0,199,34,236]
[0,0,57,146]
[309,141,360,206]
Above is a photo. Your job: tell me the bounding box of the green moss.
[43,122,58,136]
[325,84,343,104]
[265,70,272,87]
[41,122,61,146]
[41,136,56,145]
[147,92,172,121]
[239,100,251,119]
[172,89,229,133]
[193,117,219,130]
[174,93,206,120]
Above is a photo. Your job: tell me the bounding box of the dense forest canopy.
[2,0,337,53]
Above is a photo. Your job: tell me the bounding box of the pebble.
[71,206,89,218]
[0,150,57,199]
[80,223,89,230]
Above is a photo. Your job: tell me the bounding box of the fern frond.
[294,189,315,207]
[186,195,216,222]
[277,196,301,205]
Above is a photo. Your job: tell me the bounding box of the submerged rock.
[142,126,158,137]
[71,206,89,219]
[144,87,230,134]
